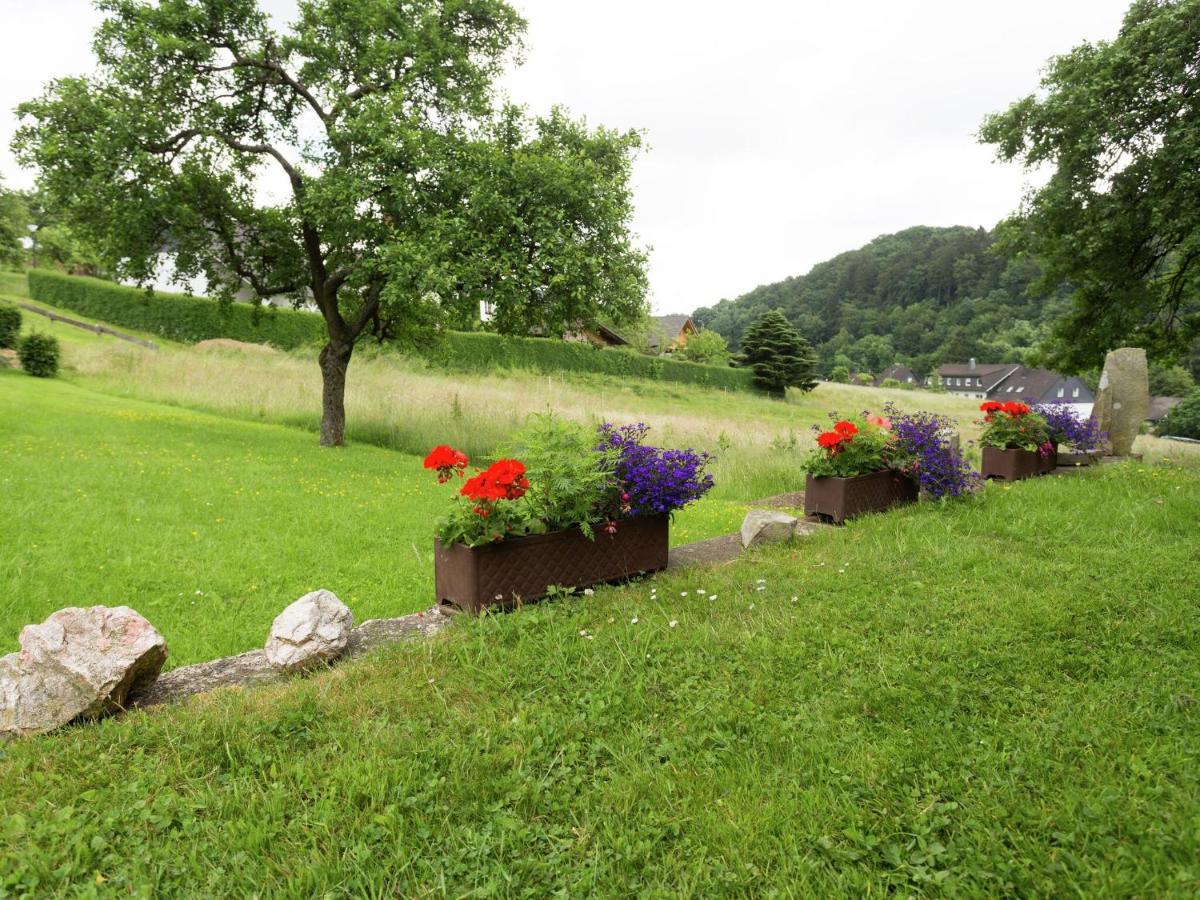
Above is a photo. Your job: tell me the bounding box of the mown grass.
[0,374,744,665]
[1,461,1197,895]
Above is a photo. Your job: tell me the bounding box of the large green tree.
[980,0,1200,371]
[14,0,525,445]
[737,309,817,397]
[422,105,648,337]
[0,179,27,268]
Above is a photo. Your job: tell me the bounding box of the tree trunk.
[319,341,352,446]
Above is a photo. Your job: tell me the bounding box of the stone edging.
[132,608,451,708]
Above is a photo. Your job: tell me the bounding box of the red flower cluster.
[980,400,1032,422]
[816,420,858,453]
[423,444,468,483]
[461,458,530,504]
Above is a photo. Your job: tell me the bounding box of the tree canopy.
[399,104,648,338]
[12,0,646,446]
[0,180,27,269]
[676,329,730,366]
[737,309,817,397]
[694,225,1071,378]
[979,0,1200,371]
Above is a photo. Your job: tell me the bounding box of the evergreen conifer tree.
[738,309,817,396]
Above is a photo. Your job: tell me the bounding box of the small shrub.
[1157,389,1200,439]
[0,304,20,348]
[18,332,60,377]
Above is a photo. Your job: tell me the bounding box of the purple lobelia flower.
[1034,404,1106,451]
[883,403,982,500]
[597,422,715,516]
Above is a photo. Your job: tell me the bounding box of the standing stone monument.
[1093,348,1149,457]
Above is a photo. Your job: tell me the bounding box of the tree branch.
[348,282,383,338]
[231,53,331,125]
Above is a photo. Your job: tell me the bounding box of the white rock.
[264,590,352,673]
[1,606,167,738]
[740,509,800,549]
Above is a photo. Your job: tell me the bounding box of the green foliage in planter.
[0,303,20,348]
[737,309,818,396]
[1157,389,1200,439]
[17,332,60,377]
[27,270,324,349]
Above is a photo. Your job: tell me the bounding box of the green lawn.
[1,454,1197,894]
[0,374,744,665]
[3,275,1200,894]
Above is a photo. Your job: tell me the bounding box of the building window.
[1016,386,1024,393]
[1057,387,1064,398]
[1073,387,1080,398]
[1006,386,1014,392]
[956,378,962,386]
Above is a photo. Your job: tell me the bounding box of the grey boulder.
[264,589,353,673]
[1,606,167,738]
[1094,347,1149,457]
[740,509,800,549]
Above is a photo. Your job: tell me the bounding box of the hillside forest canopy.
[700,0,1200,384]
[695,225,1073,379]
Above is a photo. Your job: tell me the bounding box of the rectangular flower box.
[981,446,1058,481]
[803,469,918,525]
[434,515,669,614]
[1057,449,1102,467]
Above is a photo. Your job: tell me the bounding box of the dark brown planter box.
[803,469,918,525]
[434,515,669,614]
[981,446,1058,481]
[1057,449,1102,467]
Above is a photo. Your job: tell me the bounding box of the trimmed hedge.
[27,270,325,349]
[0,304,20,348]
[25,270,754,390]
[425,331,756,391]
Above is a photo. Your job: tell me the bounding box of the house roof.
[1147,395,1183,422]
[875,365,916,385]
[647,314,695,349]
[987,367,1060,402]
[592,324,629,346]
[937,362,1013,377]
[984,367,1095,404]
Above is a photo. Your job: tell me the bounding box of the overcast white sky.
[1,0,1132,313]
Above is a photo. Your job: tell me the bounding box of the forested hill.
[693,225,1073,377]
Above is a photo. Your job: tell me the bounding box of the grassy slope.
[0,375,744,665]
[64,340,995,506]
[1,461,1197,895]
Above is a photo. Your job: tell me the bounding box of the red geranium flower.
[424,444,468,482]
[1002,401,1031,417]
[817,431,842,449]
[980,401,1003,414]
[460,458,529,502]
[833,420,858,438]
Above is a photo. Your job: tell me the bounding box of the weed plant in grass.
[0,463,1197,894]
[0,375,742,664]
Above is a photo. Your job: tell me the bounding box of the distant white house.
[934,359,1094,419]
